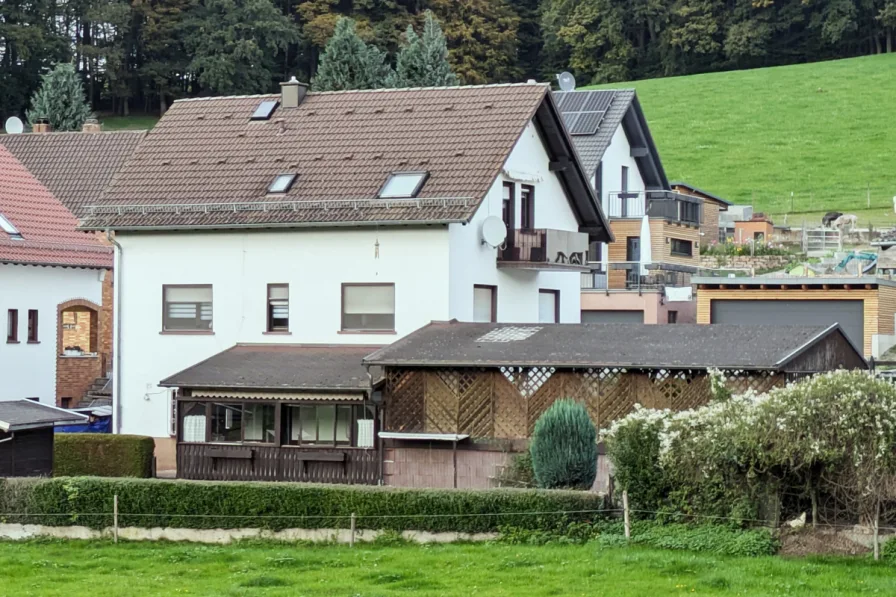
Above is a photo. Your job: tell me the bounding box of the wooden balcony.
[497,229,589,271]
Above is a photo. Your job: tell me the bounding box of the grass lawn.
[1,539,893,596]
[98,114,160,131]
[587,54,896,223]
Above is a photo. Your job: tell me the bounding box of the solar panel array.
[555,90,615,136]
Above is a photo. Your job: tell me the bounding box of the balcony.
[605,191,701,225]
[497,228,589,271]
[580,262,694,291]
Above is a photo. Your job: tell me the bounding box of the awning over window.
[185,390,363,401]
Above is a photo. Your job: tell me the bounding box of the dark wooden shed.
[0,400,87,477]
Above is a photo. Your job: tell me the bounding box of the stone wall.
[700,254,795,272]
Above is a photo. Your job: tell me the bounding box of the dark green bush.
[54,434,154,478]
[530,399,597,490]
[882,537,896,563]
[0,477,608,533]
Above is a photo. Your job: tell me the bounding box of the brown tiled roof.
[0,146,113,268]
[159,344,383,392]
[0,131,145,216]
[80,83,609,235]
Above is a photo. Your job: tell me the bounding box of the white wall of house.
[448,121,582,324]
[115,227,451,437]
[0,263,103,404]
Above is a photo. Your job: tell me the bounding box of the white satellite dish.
[557,72,576,92]
[481,215,507,248]
[4,116,24,135]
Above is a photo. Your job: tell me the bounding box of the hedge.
[0,477,609,533]
[54,434,154,478]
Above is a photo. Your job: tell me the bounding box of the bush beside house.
[54,434,154,478]
[530,399,598,490]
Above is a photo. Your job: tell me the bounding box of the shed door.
[710,300,864,349]
[581,310,645,324]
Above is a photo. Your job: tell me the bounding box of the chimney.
[32,119,52,134]
[280,76,308,109]
[82,117,103,133]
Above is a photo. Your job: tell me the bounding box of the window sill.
[337,330,397,335]
[263,331,292,335]
[6,340,19,344]
[670,253,693,258]
[159,330,215,335]
[60,354,98,359]
[27,340,40,344]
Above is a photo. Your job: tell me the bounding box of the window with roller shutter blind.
[267,284,289,332]
[341,283,395,332]
[163,285,213,331]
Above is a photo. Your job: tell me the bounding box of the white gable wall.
[448,120,581,323]
[0,263,103,404]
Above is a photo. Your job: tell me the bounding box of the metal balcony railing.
[580,261,693,291]
[605,191,702,225]
[498,228,588,267]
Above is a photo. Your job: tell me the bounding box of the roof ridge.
[173,82,550,104]
[1,130,147,137]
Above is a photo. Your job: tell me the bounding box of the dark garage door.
[581,310,645,324]
[710,300,864,350]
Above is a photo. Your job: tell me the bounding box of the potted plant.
[64,345,83,356]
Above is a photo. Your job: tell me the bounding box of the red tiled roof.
[0,146,112,268]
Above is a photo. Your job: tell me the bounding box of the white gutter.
[108,230,123,434]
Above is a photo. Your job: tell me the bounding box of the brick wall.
[100,269,113,361]
[61,309,94,350]
[56,355,102,407]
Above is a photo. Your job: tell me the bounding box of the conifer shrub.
[529,399,597,490]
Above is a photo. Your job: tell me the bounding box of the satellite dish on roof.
[4,117,24,135]
[557,72,576,92]
[481,216,508,249]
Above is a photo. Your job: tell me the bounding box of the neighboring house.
[362,321,866,489]
[0,146,113,407]
[79,81,612,470]
[693,276,896,357]
[670,182,731,243]
[553,89,701,324]
[0,400,87,477]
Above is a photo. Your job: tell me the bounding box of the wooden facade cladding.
[384,367,786,438]
[652,220,701,268]
[696,287,880,356]
[607,220,641,289]
[701,202,720,242]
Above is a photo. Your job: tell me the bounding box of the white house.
[81,81,612,469]
[0,145,112,406]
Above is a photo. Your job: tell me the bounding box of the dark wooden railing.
[177,444,379,484]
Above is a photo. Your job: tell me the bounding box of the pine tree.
[26,63,92,131]
[313,17,393,91]
[529,399,597,490]
[389,11,457,88]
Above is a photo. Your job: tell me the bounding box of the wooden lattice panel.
[722,370,783,396]
[385,369,425,432]
[597,367,636,427]
[458,370,493,437]
[526,368,564,435]
[424,370,459,433]
[493,372,527,439]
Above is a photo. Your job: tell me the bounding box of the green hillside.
[589,54,896,225]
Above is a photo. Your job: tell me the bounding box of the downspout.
[107,230,123,434]
[366,365,384,486]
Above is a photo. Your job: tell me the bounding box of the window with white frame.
[378,172,428,198]
[163,285,213,331]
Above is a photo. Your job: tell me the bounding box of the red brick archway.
[56,298,104,408]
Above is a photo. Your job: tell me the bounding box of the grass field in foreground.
[1,539,893,597]
[588,54,896,222]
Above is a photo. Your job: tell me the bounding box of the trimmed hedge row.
[54,434,154,478]
[0,477,608,533]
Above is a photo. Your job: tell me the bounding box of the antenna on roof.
[4,116,24,135]
[557,72,576,92]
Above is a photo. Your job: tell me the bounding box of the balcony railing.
[498,228,589,270]
[581,262,693,291]
[605,191,702,225]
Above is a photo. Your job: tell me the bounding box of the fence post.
[350,513,356,548]
[113,494,119,544]
[873,501,880,561]
[622,490,631,540]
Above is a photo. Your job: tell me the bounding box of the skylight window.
[0,213,22,240]
[378,172,429,199]
[251,100,279,121]
[267,174,297,194]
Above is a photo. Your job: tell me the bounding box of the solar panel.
[559,92,588,113]
[581,91,614,112]
[562,112,577,127]
[569,111,605,135]
[251,100,279,120]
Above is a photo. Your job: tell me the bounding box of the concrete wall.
[0,263,103,404]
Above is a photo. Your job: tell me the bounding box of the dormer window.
[251,100,279,121]
[268,174,297,194]
[378,171,428,199]
[0,213,22,240]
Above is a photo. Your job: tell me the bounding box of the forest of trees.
[2,0,895,121]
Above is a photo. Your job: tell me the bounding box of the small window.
[670,238,693,257]
[181,402,208,443]
[342,284,395,332]
[61,397,72,408]
[27,309,38,343]
[163,285,213,331]
[538,289,559,324]
[7,309,18,343]
[251,100,279,120]
[520,185,535,229]
[268,174,297,194]
[502,182,515,229]
[0,213,22,240]
[378,172,428,198]
[667,310,678,324]
[210,403,242,442]
[285,404,360,446]
[267,284,289,332]
[473,285,496,323]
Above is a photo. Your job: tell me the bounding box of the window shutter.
[344,285,394,314]
[166,286,212,302]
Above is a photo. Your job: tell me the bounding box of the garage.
[581,310,645,324]
[710,299,864,351]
